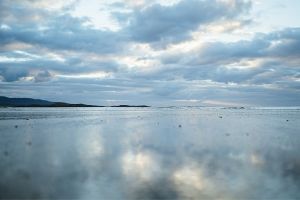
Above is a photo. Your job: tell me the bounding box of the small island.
[110,105,150,108]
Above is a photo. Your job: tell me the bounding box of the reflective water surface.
[0,107,300,199]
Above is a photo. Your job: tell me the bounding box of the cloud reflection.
[0,108,300,199]
[173,166,207,197]
[122,151,159,181]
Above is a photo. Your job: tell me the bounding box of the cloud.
[159,27,300,86]
[0,0,128,54]
[0,15,127,54]
[33,70,53,82]
[0,67,29,82]
[0,54,120,82]
[0,0,299,106]
[124,0,251,46]
[161,27,300,65]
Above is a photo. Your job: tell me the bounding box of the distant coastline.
[0,96,150,108]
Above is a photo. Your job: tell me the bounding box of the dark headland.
[0,96,150,108]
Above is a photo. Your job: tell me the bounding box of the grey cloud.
[207,27,300,62]
[0,67,29,82]
[162,27,300,66]
[0,0,128,54]
[33,70,53,82]
[0,0,50,23]
[157,27,300,87]
[125,0,251,45]
[0,14,127,54]
[0,0,299,106]
[0,54,120,82]
[266,28,300,57]
[1,75,299,106]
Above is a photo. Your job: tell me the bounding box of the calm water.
[0,107,300,199]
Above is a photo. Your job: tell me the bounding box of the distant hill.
[0,96,150,107]
[0,96,99,107]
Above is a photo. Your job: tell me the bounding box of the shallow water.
[0,107,300,199]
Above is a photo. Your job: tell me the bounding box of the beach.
[0,107,300,199]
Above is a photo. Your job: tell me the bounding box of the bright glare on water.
[0,107,300,199]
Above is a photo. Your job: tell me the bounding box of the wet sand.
[0,107,300,199]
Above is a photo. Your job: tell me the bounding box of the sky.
[0,0,299,106]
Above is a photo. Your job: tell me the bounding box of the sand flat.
[0,107,300,199]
